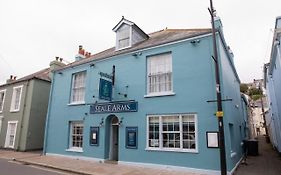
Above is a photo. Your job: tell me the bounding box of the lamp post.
[208,0,227,174]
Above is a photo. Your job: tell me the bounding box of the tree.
[240,83,248,93]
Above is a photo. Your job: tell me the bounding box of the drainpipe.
[43,73,55,155]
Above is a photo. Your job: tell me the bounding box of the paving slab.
[235,136,281,175]
[0,149,200,175]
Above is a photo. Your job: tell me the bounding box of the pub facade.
[43,17,248,174]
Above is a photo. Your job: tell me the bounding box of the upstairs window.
[0,90,6,113]
[147,53,173,96]
[10,86,23,112]
[116,24,131,50]
[71,71,86,104]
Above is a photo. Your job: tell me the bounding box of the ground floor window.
[5,121,18,148]
[147,114,197,152]
[69,121,84,151]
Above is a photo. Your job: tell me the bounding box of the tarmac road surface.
[0,158,73,175]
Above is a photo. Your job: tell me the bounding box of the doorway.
[107,115,119,161]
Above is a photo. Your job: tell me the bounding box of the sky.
[0,0,281,84]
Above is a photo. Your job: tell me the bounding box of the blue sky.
[0,0,280,84]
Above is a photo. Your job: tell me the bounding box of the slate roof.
[0,68,51,87]
[60,28,212,70]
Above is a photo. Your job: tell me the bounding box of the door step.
[104,160,118,164]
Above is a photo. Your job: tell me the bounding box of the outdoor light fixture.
[190,39,201,45]
[99,118,104,127]
[58,72,63,75]
[274,39,280,46]
[132,52,142,57]
[118,117,123,127]
[90,63,95,67]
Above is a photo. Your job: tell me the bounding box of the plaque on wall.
[126,127,138,149]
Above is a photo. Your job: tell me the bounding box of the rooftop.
[60,28,212,70]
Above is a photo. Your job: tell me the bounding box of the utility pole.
[208,0,227,174]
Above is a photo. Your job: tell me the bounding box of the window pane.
[182,115,196,149]
[147,53,172,94]
[148,117,159,147]
[71,72,86,103]
[70,122,84,148]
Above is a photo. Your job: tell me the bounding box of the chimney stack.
[49,56,66,78]
[6,75,16,83]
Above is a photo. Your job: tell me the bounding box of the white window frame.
[4,120,18,148]
[146,114,198,153]
[0,89,6,113]
[67,121,84,152]
[116,24,132,50]
[70,71,86,105]
[10,85,23,112]
[145,53,174,97]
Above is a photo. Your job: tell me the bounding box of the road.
[0,158,73,175]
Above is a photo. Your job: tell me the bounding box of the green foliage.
[248,88,262,96]
[240,84,248,93]
[252,94,263,101]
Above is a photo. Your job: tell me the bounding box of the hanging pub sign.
[99,78,112,101]
[90,101,138,114]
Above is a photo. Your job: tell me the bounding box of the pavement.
[234,135,281,175]
[0,136,280,175]
[0,149,198,175]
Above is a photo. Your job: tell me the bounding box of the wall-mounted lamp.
[118,117,123,127]
[274,39,280,46]
[58,72,63,75]
[132,52,142,57]
[118,92,127,98]
[99,118,104,127]
[90,63,95,67]
[190,39,201,45]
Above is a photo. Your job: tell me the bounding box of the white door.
[5,121,18,148]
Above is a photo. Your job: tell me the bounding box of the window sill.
[66,148,83,153]
[68,102,85,106]
[10,109,20,113]
[144,92,175,98]
[145,147,198,153]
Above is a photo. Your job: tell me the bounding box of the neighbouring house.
[264,16,281,154]
[0,58,65,151]
[43,17,248,174]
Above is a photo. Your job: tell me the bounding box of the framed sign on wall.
[206,131,219,148]
[126,127,138,149]
[90,127,99,146]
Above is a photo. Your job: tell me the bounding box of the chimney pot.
[60,58,63,62]
[10,75,13,79]
[78,45,85,55]
[14,76,16,80]
[56,56,59,61]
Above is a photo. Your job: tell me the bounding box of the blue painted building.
[44,17,248,174]
[264,16,281,154]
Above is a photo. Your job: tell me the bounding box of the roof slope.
[0,68,51,87]
[61,28,212,70]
